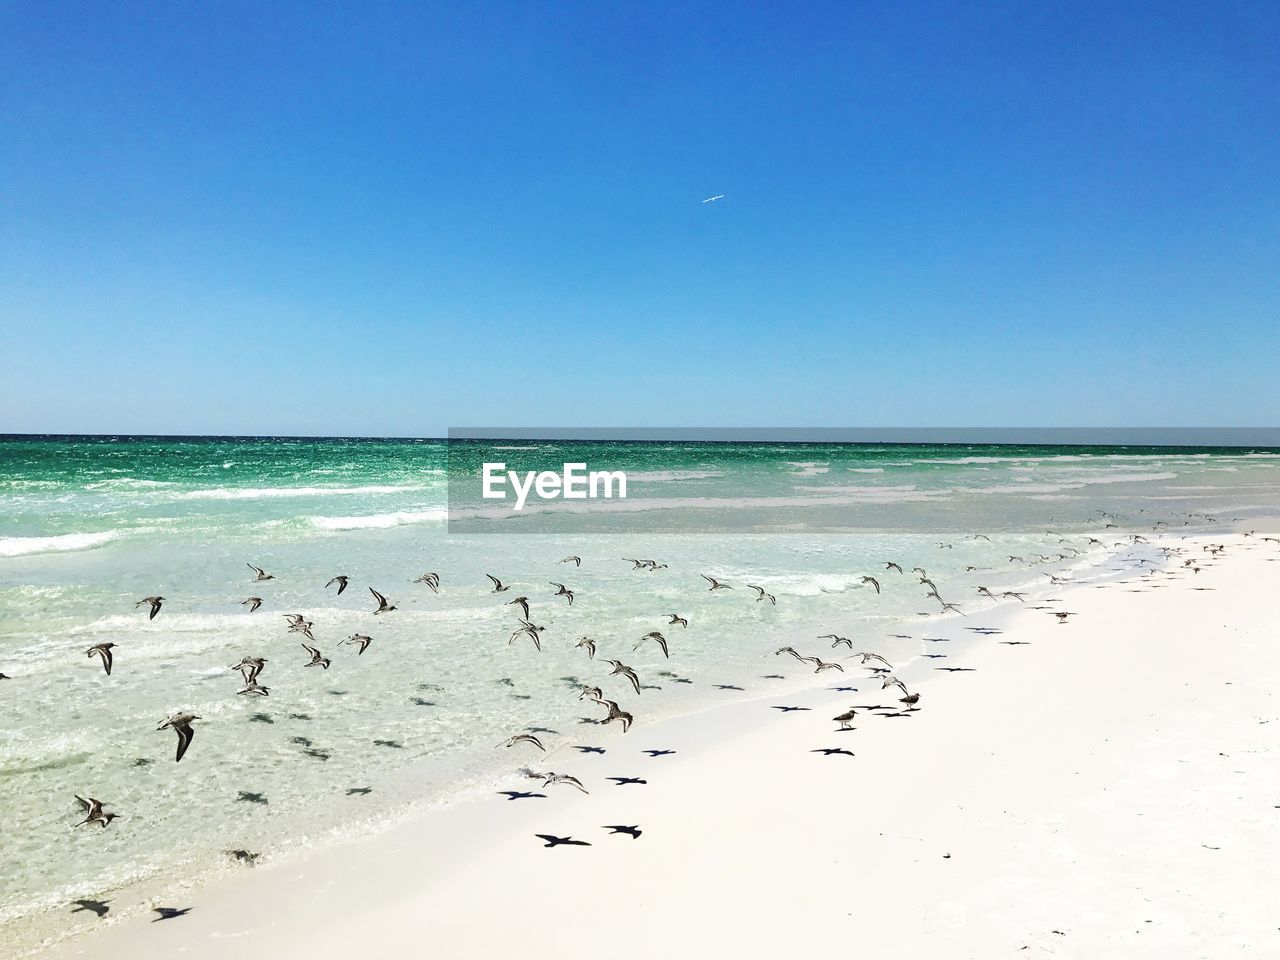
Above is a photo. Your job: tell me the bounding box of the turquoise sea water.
[2,436,1279,950]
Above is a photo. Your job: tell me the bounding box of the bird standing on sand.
[369,588,396,614]
[832,708,858,731]
[85,643,115,676]
[75,795,117,828]
[157,713,199,763]
[900,692,920,706]
[326,575,349,595]
[135,596,164,620]
[247,563,275,582]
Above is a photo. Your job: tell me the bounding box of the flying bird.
[486,574,510,593]
[157,713,199,763]
[301,644,331,669]
[549,582,575,605]
[85,643,115,676]
[701,194,725,203]
[412,572,440,592]
[240,597,262,612]
[326,575,349,595]
[135,596,164,620]
[701,574,732,591]
[633,631,669,658]
[74,795,117,828]
[247,563,275,582]
[499,734,546,751]
[369,588,396,614]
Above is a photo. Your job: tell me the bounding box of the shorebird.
[342,633,372,655]
[885,561,903,573]
[1008,556,1024,563]
[832,708,857,730]
[774,646,808,663]
[485,574,510,593]
[575,636,596,659]
[325,575,349,595]
[499,734,546,751]
[851,651,892,668]
[412,572,440,593]
[74,795,117,828]
[240,597,262,612]
[229,656,267,684]
[1053,611,1074,623]
[85,642,115,676]
[283,615,316,640]
[701,194,725,203]
[667,613,688,627]
[977,586,997,600]
[301,643,331,669]
[237,680,270,697]
[701,574,732,590]
[247,563,275,582]
[604,659,641,695]
[549,582,575,605]
[1001,591,1026,601]
[596,698,634,732]
[861,576,881,594]
[536,834,590,847]
[900,692,920,706]
[912,567,927,577]
[510,620,545,652]
[602,825,642,838]
[633,631,669,658]
[578,684,603,701]
[157,713,199,763]
[0,672,10,680]
[747,584,777,604]
[560,556,582,567]
[881,675,909,695]
[811,658,844,673]
[135,596,163,620]
[369,588,396,614]
[506,596,531,619]
[541,772,589,794]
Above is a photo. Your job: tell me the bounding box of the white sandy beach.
[31,533,1280,959]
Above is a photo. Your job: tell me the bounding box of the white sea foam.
[308,509,448,530]
[626,470,725,482]
[175,484,428,500]
[0,531,119,558]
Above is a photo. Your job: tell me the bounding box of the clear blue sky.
[1,1,1276,435]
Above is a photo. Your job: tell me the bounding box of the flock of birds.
[9,508,1264,868]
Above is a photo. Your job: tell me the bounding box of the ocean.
[2,435,1279,950]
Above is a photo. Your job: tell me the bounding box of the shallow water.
[2,436,1278,947]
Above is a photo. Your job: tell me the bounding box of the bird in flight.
[536,834,591,847]
[85,643,115,676]
[74,795,118,828]
[326,575,349,595]
[135,596,164,620]
[701,194,725,203]
[157,712,199,762]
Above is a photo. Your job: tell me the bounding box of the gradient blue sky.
[2,1,1277,435]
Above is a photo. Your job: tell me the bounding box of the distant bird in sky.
[701,194,725,203]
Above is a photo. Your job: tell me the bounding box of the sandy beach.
[29,531,1279,960]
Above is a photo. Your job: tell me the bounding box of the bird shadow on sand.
[71,899,111,918]
[151,906,192,922]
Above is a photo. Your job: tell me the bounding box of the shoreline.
[26,532,1280,958]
